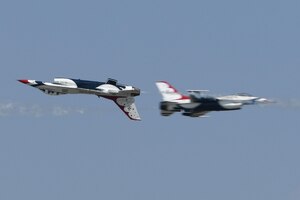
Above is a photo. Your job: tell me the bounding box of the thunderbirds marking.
[18,78,141,120]
[156,81,273,117]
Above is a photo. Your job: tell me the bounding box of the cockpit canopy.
[236,93,253,97]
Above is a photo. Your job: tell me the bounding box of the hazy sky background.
[1,0,300,200]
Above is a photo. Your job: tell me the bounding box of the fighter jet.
[18,78,141,120]
[156,81,273,117]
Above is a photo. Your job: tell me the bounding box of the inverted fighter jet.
[18,78,141,120]
[156,81,273,117]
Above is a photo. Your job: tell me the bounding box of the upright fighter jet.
[18,78,141,120]
[156,81,273,117]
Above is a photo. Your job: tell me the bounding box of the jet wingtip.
[132,117,142,121]
[128,114,142,121]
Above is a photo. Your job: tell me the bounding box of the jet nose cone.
[18,79,29,84]
[256,98,275,104]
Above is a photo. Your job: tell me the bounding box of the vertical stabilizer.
[156,81,190,102]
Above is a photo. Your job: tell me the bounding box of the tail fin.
[155,81,190,101]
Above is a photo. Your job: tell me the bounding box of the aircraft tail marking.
[156,81,190,102]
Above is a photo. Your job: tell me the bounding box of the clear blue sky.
[1,0,300,199]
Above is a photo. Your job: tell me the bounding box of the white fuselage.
[24,78,140,97]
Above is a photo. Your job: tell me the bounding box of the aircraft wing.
[112,97,141,121]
